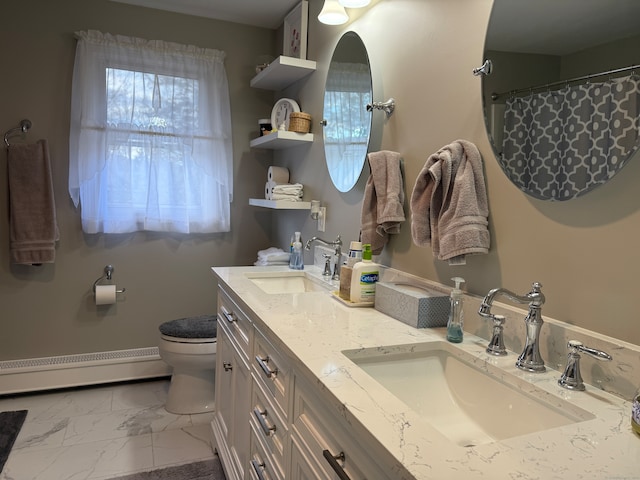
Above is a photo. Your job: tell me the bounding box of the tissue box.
[374,282,450,328]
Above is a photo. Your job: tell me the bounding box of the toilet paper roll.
[268,166,289,184]
[95,285,117,305]
[265,181,274,200]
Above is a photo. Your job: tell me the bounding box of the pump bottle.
[349,244,379,304]
[446,277,465,343]
[289,232,304,270]
[633,385,640,436]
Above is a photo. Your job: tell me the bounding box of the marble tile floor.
[0,379,217,480]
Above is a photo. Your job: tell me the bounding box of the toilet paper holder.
[93,265,126,294]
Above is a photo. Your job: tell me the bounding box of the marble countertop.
[212,265,639,480]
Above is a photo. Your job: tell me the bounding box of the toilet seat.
[161,334,215,344]
[159,314,217,340]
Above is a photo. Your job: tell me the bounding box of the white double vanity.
[210,265,639,480]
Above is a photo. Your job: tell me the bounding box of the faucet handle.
[558,340,612,391]
[486,315,507,356]
[322,254,332,276]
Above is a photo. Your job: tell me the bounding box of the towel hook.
[472,59,493,76]
[366,98,395,117]
[4,119,32,147]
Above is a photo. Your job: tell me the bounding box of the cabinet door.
[232,348,251,480]
[213,320,251,480]
[213,324,236,477]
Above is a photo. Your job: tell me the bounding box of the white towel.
[255,247,290,265]
[265,182,303,200]
[272,183,303,193]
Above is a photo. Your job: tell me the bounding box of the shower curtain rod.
[491,63,640,101]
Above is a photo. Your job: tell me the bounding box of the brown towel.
[360,151,405,255]
[7,140,59,265]
[410,140,489,261]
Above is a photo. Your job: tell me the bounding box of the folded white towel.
[257,247,287,258]
[270,193,303,201]
[272,183,303,193]
[255,247,291,265]
[254,258,290,266]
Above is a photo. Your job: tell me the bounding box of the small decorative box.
[374,282,450,328]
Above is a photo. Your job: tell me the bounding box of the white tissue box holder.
[374,282,450,328]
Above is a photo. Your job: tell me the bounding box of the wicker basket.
[288,112,312,133]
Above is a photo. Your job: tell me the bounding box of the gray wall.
[2,0,639,363]
[275,0,640,346]
[0,0,277,360]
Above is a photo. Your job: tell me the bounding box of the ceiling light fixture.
[339,0,371,7]
[318,0,349,25]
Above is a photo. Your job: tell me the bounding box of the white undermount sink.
[342,341,595,447]
[246,271,333,294]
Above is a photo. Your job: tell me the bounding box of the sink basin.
[342,341,594,447]
[246,271,332,294]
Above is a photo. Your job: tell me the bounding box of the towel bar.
[4,119,32,147]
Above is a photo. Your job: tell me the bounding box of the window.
[69,30,233,234]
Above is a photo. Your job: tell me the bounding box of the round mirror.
[323,32,373,192]
[482,0,640,201]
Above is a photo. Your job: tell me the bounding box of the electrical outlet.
[318,207,326,232]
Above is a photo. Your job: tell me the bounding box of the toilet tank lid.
[159,314,217,339]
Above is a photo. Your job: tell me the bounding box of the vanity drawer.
[292,373,393,480]
[218,285,252,359]
[252,326,291,419]
[250,379,288,478]
[249,420,284,480]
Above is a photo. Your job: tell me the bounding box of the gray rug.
[0,410,28,473]
[108,457,226,480]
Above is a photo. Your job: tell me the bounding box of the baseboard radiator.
[0,347,171,395]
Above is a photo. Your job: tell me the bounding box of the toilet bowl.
[158,314,217,414]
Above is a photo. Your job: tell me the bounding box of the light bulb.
[339,0,371,7]
[318,0,349,25]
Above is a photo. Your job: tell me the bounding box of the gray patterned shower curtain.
[501,74,640,200]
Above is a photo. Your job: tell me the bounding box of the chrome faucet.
[478,282,546,372]
[558,340,612,391]
[305,235,342,281]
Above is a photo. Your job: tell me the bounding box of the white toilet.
[158,314,217,414]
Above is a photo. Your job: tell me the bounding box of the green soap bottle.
[446,277,465,343]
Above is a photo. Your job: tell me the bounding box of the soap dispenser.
[289,232,304,270]
[446,277,465,343]
[633,385,640,436]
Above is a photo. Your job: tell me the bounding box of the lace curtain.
[69,30,233,233]
[501,74,640,200]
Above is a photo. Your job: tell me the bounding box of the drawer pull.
[255,355,278,379]
[223,361,233,372]
[323,450,350,480]
[220,306,236,323]
[250,459,267,480]
[253,407,276,436]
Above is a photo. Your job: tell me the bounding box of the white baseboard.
[0,347,171,395]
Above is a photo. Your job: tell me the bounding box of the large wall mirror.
[482,0,640,201]
[323,31,373,192]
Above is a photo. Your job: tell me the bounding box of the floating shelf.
[249,199,311,210]
[250,130,314,150]
[250,56,317,90]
